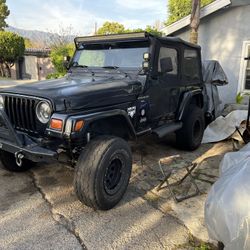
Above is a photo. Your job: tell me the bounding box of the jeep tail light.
[50,119,63,131]
[74,120,84,132]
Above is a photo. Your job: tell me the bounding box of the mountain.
[6,26,75,48]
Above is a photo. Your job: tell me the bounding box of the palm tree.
[190,0,201,44]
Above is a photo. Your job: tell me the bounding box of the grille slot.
[4,96,38,134]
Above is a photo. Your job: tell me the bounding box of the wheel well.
[178,93,204,121]
[87,115,135,140]
[190,94,203,108]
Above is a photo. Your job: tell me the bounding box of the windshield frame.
[71,40,150,71]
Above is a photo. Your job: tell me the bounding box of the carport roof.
[24,48,51,56]
[161,0,250,35]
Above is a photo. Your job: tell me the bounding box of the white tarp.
[202,110,248,143]
[205,143,250,249]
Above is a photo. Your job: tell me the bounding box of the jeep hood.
[1,74,143,111]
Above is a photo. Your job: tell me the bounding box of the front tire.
[176,105,205,150]
[0,151,36,172]
[74,136,132,210]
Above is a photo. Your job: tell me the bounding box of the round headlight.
[0,95,4,109]
[36,101,52,124]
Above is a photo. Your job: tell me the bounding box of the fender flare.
[66,109,137,140]
[177,89,203,121]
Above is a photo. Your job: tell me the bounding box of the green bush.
[50,43,74,77]
[46,72,65,79]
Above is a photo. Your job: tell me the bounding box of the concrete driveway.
[0,136,233,249]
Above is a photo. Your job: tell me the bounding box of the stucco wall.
[22,56,54,80]
[172,5,250,104]
[23,55,38,80]
[37,57,54,80]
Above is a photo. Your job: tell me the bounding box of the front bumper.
[0,110,58,163]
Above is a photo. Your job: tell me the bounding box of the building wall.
[22,55,38,80]
[172,5,250,104]
[21,55,54,80]
[37,57,54,80]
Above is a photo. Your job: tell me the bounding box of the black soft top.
[157,36,200,49]
[74,32,200,50]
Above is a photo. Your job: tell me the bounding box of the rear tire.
[176,105,205,150]
[0,151,36,172]
[74,136,132,210]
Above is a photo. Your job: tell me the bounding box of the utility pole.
[190,0,201,44]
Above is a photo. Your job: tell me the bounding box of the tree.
[45,25,75,48]
[167,0,214,25]
[48,43,74,78]
[97,21,162,36]
[0,31,25,77]
[24,38,34,48]
[190,0,201,44]
[132,25,162,37]
[0,0,9,30]
[97,22,126,35]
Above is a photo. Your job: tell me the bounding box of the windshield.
[72,42,149,69]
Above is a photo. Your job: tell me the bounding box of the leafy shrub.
[46,72,65,79]
[49,43,74,76]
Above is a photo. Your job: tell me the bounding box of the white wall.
[23,56,38,80]
[172,5,250,104]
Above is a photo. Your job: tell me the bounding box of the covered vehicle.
[205,143,250,249]
[202,60,228,120]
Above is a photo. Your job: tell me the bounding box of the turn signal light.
[50,119,63,131]
[74,120,84,132]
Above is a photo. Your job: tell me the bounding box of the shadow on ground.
[0,136,234,249]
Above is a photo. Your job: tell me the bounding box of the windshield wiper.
[102,66,119,69]
[72,64,88,68]
[102,66,131,79]
[71,63,95,75]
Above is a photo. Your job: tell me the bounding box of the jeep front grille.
[4,95,38,134]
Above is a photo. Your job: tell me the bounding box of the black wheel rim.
[104,157,123,195]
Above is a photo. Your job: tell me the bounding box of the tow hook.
[15,152,24,167]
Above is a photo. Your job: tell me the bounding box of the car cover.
[202,60,228,118]
[202,60,228,86]
[205,143,250,250]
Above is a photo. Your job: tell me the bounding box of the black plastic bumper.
[0,110,58,163]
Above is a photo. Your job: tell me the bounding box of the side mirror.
[160,57,173,73]
[63,56,71,69]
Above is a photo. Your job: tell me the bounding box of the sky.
[6,0,167,35]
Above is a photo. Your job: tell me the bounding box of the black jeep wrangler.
[0,32,206,210]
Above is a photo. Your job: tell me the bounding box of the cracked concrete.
[29,171,87,249]
[0,136,235,249]
[30,163,190,249]
[0,167,82,250]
